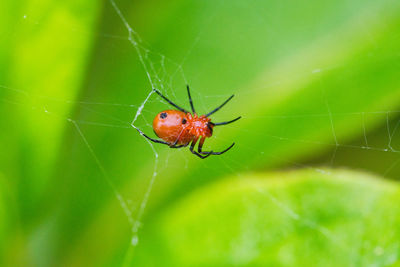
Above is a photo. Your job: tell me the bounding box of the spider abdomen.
[153,110,193,145]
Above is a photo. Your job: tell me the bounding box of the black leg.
[212,116,241,126]
[170,144,187,148]
[153,89,189,113]
[136,127,169,145]
[135,127,185,148]
[190,139,211,159]
[205,94,235,117]
[169,128,189,148]
[186,85,196,114]
[199,142,235,155]
[169,134,188,148]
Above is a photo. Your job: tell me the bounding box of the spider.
[135,85,241,159]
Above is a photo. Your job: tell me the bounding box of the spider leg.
[153,89,189,113]
[169,138,187,148]
[198,137,235,155]
[212,116,241,126]
[169,128,189,148]
[186,85,196,114]
[205,94,235,117]
[170,143,187,148]
[190,137,211,159]
[135,127,186,148]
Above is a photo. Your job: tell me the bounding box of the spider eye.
[182,118,187,124]
[160,112,167,119]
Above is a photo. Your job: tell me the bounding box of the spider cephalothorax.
[186,113,214,137]
[136,85,240,159]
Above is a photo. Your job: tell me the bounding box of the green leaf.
[0,175,7,255]
[0,0,101,265]
[136,169,400,266]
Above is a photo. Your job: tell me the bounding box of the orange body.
[153,110,213,146]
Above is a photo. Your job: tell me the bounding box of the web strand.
[70,120,135,227]
[108,0,163,249]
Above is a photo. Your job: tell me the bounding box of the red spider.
[136,85,241,159]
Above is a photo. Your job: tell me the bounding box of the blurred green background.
[1,0,400,266]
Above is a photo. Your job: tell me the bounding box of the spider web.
[1,0,400,265]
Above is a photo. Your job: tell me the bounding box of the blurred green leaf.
[135,169,400,266]
[0,175,7,250]
[0,0,101,265]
